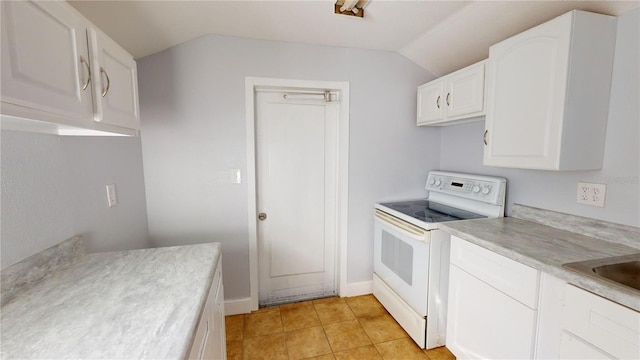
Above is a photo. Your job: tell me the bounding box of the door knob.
[258,213,267,221]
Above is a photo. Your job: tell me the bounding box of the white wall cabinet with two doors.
[417,60,486,126]
[483,10,617,170]
[1,0,139,136]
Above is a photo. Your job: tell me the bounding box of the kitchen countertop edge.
[440,217,640,312]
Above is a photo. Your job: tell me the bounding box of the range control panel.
[425,171,507,205]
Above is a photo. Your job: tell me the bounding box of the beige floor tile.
[242,333,288,360]
[253,306,281,313]
[306,354,336,360]
[323,319,372,352]
[424,346,456,360]
[281,304,321,331]
[226,339,243,360]
[312,296,344,305]
[359,314,408,343]
[375,338,428,360]
[334,345,383,360]
[280,299,316,310]
[225,314,245,341]
[285,326,333,360]
[243,308,283,338]
[315,300,356,324]
[345,295,387,318]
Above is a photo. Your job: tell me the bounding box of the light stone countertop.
[440,217,640,312]
[1,242,221,359]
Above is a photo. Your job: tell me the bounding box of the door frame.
[245,77,349,311]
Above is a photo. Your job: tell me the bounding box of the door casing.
[245,77,350,311]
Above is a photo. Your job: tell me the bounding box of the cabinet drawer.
[563,285,639,360]
[450,236,539,308]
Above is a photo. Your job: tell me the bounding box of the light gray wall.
[137,35,438,300]
[440,9,640,228]
[1,131,150,268]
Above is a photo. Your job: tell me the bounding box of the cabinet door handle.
[436,95,441,109]
[483,130,488,145]
[100,67,110,97]
[80,56,91,90]
[446,93,451,106]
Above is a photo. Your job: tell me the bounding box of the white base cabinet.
[417,60,485,126]
[188,259,227,360]
[1,0,139,136]
[447,236,539,359]
[446,235,640,360]
[483,10,616,170]
[560,285,639,360]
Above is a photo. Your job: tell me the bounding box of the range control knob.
[435,179,442,186]
[482,186,491,195]
[428,178,435,185]
[472,185,481,193]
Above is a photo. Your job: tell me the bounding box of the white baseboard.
[224,297,252,315]
[342,280,373,297]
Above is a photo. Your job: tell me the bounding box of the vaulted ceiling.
[69,0,639,76]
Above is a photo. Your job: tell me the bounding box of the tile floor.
[225,294,456,360]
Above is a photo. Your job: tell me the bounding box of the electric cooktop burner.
[379,200,486,223]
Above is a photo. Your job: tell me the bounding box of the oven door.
[373,209,430,315]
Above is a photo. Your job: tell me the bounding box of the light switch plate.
[106,184,117,207]
[577,182,606,207]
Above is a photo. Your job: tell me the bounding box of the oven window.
[381,230,413,285]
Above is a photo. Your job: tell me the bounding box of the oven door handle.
[374,209,428,243]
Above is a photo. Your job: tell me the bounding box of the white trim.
[343,280,373,297]
[245,77,349,311]
[224,298,253,316]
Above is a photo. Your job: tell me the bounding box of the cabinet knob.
[258,213,267,221]
[483,130,489,145]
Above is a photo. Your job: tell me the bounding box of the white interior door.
[256,90,338,306]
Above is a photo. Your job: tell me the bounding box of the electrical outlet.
[106,184,117,207]
[577,182,606,207]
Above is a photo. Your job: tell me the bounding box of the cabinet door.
[483,13,572,169]
[417,80,444,125]
[559,331,615,359]
[88,28,140,130]
[446,61,485,119]
[446,265,537,360]
[209,270,227,360]
[1,1,93,119]
[189,261,226,360]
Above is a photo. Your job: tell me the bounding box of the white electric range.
[373,171,507,349]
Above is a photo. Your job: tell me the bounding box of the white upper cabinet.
[88,28,140,130]
[483,10,616,170]
[1,1,139,136]
[417,60,485,126]
[1,1,93,120]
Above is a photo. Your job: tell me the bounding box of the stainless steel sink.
[563,253,640,292]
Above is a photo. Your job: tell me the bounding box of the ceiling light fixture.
[334,0,367,18]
